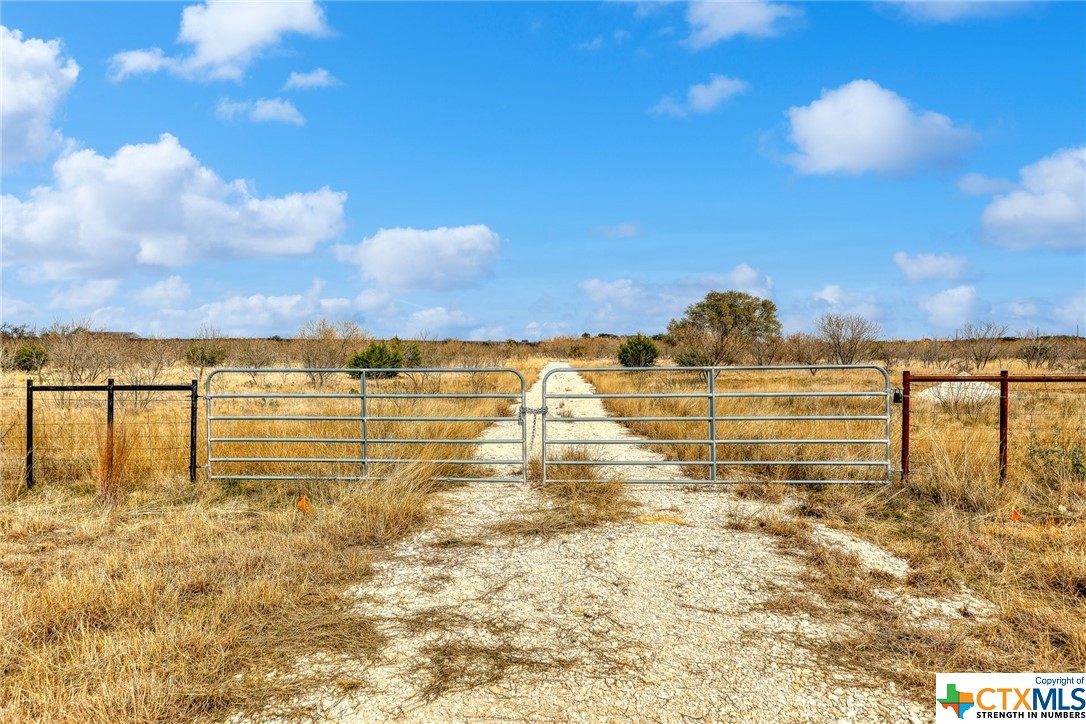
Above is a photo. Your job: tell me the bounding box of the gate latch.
[892,388,903,404]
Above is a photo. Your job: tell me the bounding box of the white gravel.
[286,363,989,722]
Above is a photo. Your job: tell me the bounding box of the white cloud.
[404,307,476,338]
[353,289,393,314]
[525,320,572,341]
[49,279,120,309]
[110,0,329,81]
[785,79,976,175]
[980,146,1085,251]
[685,1,802,49]
[134,275,191,307]
[811,284,879,319]
[216,97,305,125]
[1006,298,1039,319]
[892,251,968,283]
[919,285,976,328]
[1,26,80,169]
[334,225,502,292]
[1,295,36,319]
[596,222,640,238]
[890,1,1026,23]
[1055,290,1086,330]
[2,133,345,281]
[652,73,748,117]
[283,68,341,90]
[956,172,1015,196]
[579,264,773,330]
[577,35,604,51]
[613,29,632,43]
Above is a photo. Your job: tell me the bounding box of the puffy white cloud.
[785,80,976,175]
[726,262,774,299]
[811,284,879,319]
[980,147,1085,251]
[49,279,120,309]
[890,1,1026,23]
[956,172,1014,196]
[216,97,305,125]
[404,307,477,338]
[283,67,340,90]
[685,1,802,48]
[334,225,502,292]
[919,285,976,328]
[892,251,968,283]
[2,133,345,280]
[1006,298,1039,319]
[134,275,191,307]
[577,36,604,51]
[110,0,329,81]
[353,289,393,314]
[652,73,748,117]
[1,26,80,169]
[596,222,640,238]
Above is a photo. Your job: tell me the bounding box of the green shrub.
[11,342,48,373]
[185,343,226,369]
[617,334,659,367]
[347,342,404,379]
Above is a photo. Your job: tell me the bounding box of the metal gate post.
[540,382,548,485]
[106,378,115,478]
[707,369,717,482]
[901,370,911,481]
[360,370,368,477]
[999,370,1009,485]
[25,379,34,488]
[189,380,198,483]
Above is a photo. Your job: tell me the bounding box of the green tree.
[11,343,48,377]
[667,291,781,366]
[347,342,404,379]
[617,334,659,367]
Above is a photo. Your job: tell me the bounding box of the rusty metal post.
[999,370,1009,485]
[25,379,34,488]
[901,370,911,482]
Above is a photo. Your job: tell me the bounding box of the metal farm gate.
[541,365,893,485]
[205,365,892,486]
[206,368,528,483]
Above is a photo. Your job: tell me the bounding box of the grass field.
[0,350,1083,717]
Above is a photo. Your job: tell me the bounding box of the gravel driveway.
[306,364,947,722]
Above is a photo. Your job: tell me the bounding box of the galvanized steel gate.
[206,368,528,483]
[541,365,892,485]
[205,365,892,485]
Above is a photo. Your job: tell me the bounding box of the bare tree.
[955,321,1009,371]
[782,332,826,375]
[296,318,367,386]
[1016,329,1058,370]
[42,319,117,383]
[815,313,881,365]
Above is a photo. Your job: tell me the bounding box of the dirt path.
[301,364,944,721]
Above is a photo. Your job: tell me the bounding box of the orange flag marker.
[1011,509,1022,524]
[298,494,311,514]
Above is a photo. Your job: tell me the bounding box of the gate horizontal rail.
[542,365,892,485]
[206,367,527,484]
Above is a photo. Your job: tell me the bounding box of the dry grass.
[496,449,636,537]
[0,469,452,721]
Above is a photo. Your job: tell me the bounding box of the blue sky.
[2,1,1084,340]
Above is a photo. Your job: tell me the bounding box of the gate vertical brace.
[360,371,368,478]
[707,369,717,482]
[522,379,530,484]
[999,370,1009,485]
[106,378,115,478]
[540,379,548,486]
[25,379,34,488]
[189,380,198,483]
[901,370,911,482]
